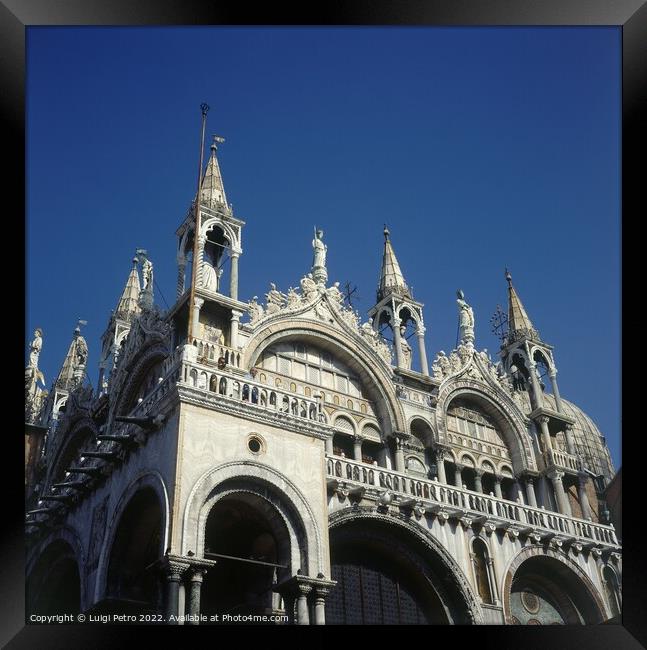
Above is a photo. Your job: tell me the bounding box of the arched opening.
[508,556,604,624]
[27,539,81,615]
[533,350,553,395]
[361,440,382,465]
[201,492,292,618]
[106,488,163,613]
[472,539,494,604]
[328,518,474,624]
[332,433,354,458]
[602,566,621,618]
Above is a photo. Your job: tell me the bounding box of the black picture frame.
[4,1,643,647]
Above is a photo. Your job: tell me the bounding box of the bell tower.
[367,227,429,376]
[499,270,590,518]
[172,105,248,359]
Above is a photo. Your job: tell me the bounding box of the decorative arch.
[332,414,356,435]
[182,461,324,576]
[501,545,607,624]
[435,380,536,473]
[201,218,241,254]
[95,471,170,603]
[328,508,483,624]
[26,525,86,613]
[243,321,405,436]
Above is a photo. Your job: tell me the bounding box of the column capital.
[416,326,426,336]
[193,297,204,309]
[577,472,590,488]
[537,414,550,426]
[231,309,243,320]
[434,447,449,461]
[547,469,565,482]
[564,423,575,432]
[392,316,402,327]
[353,434,364,444]
[473,468,484,478]
[454,462,464,472]
[162,555,191,581]
[276,574,336,598]
[493,473,502,484]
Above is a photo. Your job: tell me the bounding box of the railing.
[179,360,326,423]
[326,455,618,547]
[544,449,581,473]
[192,337,242,369]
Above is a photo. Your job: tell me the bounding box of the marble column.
[537,415,553,456]
[565,424,577,456]
[394,437,406,473]
[313,586,331,625]
[435,449,447,484]
[549,470,571,516]
[416,326,429,376]
[577,474,593,520]
[186,568,207,625]
[525,476,538,508]
[493,474,503,500]
[392,316,404,369]
[192,297,204,340]
[230,309,242,350]
[528,360,544,409]
[549,370,563,412]
[230,252,240,300]
[195,235,206,288]
[454,463,464,488]
[353,436,363,462]
[325,437,333,455]
[474,469,483,493]
[163,559,189,624]
[296,584,312,625]
[177,258,186,298]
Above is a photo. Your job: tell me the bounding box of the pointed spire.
[55,322,89,390]
[200,136,227,208]
[377,226,410,301]
[505,269,540,343]
[115,257,141,320]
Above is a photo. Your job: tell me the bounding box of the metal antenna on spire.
[490,304,508,344]
[187,103,210,342]
[342,281,360,309]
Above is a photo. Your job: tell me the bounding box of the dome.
[540,393,616,484]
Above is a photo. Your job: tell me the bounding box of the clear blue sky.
[26,27,621,468]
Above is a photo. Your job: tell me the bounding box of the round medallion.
[521,590,540,614]
[527,619,541,625]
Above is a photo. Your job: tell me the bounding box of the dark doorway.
[201,492,291,619]
[106,488,163,612]
[27,540,81,615]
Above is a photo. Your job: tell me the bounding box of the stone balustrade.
[544,448,581,473]
[179,360,325,423]
[326,455,618,547]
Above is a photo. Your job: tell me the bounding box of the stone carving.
[75,337,88,367]
[456,289,475,344]
[326,281,344,306]
[25,329,47,424]
[265,283,286,315]
[286,286,301,309]
[400,325,412,370]
[203,324,223,344]
[248,296,264,324]
[201,260,220,292]
[300,274,319,302]
[142,257,153,291]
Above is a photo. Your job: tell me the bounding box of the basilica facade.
[24,123,621,626]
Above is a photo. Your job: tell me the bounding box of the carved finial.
[383,224,390,240]
[505,268,513,286]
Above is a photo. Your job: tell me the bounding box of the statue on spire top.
[311,227,328,286]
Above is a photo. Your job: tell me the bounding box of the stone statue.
[75,337,88,366]
[202,260,219,293]
[312,228,327,269]
[300,274,318,301]
[28,328,43,369]
[326,281,344,306]
[265,283,285,314]
[286,287,301,309]
[142,258,154,291]
[248,296,264,324]
[399,325,412,370]
[456,289,475,343]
